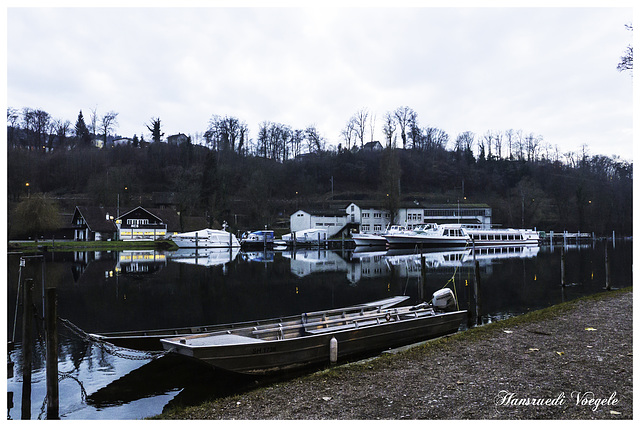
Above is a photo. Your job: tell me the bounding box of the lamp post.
[25,182,30,198]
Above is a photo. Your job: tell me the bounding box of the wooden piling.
[561,246,566,287]
[472,239,482,325]
[420,253,427,300]
[21,279,33,420]
[45,287,59,419]
[605,242,611,291]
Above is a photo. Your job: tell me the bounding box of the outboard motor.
[432,288,457,312]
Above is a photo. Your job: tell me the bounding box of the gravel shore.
[156,288,633,420]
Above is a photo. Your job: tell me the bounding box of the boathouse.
[116,206,181,241]
[72,205,181,241]
[71,206,118,241]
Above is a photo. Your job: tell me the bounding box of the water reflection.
[6,239,632,420]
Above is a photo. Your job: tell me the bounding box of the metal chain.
[58,318,167,361]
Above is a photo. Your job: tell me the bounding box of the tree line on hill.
[6,108,632,240]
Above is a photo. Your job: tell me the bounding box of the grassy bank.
[8,239,177,253]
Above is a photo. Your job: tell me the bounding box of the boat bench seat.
[305,322,363,335]
[183,334,265,346]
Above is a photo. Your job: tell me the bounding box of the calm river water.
[6,239,632,419]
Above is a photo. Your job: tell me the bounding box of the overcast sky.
[5,3,635,160]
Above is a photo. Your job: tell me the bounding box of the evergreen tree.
[74,110,91,147]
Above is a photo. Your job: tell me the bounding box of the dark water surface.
[6,239,632,419]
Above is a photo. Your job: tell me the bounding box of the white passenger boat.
[384,223,471,247]
[160,290,466,375]
[170,228,240,248]
[463,227,540,246]
[384,223,541,247]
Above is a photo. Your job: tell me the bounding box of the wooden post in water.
[605,241,611,291]
[560,246,566,287]
[45,287,59,419]
[612,230,616,249]
[420,252,427,301]
[472,239,482,325]
[21,279,34,420]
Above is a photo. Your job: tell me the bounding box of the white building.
[290,209,349,237]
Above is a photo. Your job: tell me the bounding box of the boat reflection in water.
[346,245,540,282]
[116,250,167,275]
[282,249,348,278]
[166,247,240,267]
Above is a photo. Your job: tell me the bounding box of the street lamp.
[25,182,30,198]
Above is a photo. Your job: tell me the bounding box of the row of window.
[361,224,384,232]
[424,209,490,217]
[468,233,524,241]
[120,230,166,236]
[362,212,391,218]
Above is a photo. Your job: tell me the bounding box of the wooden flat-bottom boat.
[161,290,466,375]
[88,296,411,352]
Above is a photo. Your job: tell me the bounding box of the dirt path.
[156,289,633,420]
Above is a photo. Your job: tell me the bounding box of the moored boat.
[160,290,466,375]
[170,227,240,248]
[352,224,407,246]
[351,233,387,246]
[241,230,275,247]
[87,296,412,351]
[384,223,471,247]
[463,227,540,246]
[281,228,328,245]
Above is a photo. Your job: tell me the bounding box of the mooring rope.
[58,318,168,361]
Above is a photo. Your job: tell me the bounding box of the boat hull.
[352,233,387,246]
[161,309,466,375]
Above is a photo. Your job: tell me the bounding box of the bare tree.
[481,131,493,159]
[341,117,355,150]
[147,117,164,144]
[89,107,99,138]
[455,131,474,153]
[393,106,415,149]
[525,133,541,162]
[7,107,20,147]
[426,127,449,150]
[514,129,525,161]
[368,112,376,144]
[492,131,503,159]
[50,119,71,150]
[100,111,119,146]
[617,24,633,73]
[505,129,515,160]
[352,108,368,147]
[382,112,396,148]
[291,129,304,159]
[305,125,324,153]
